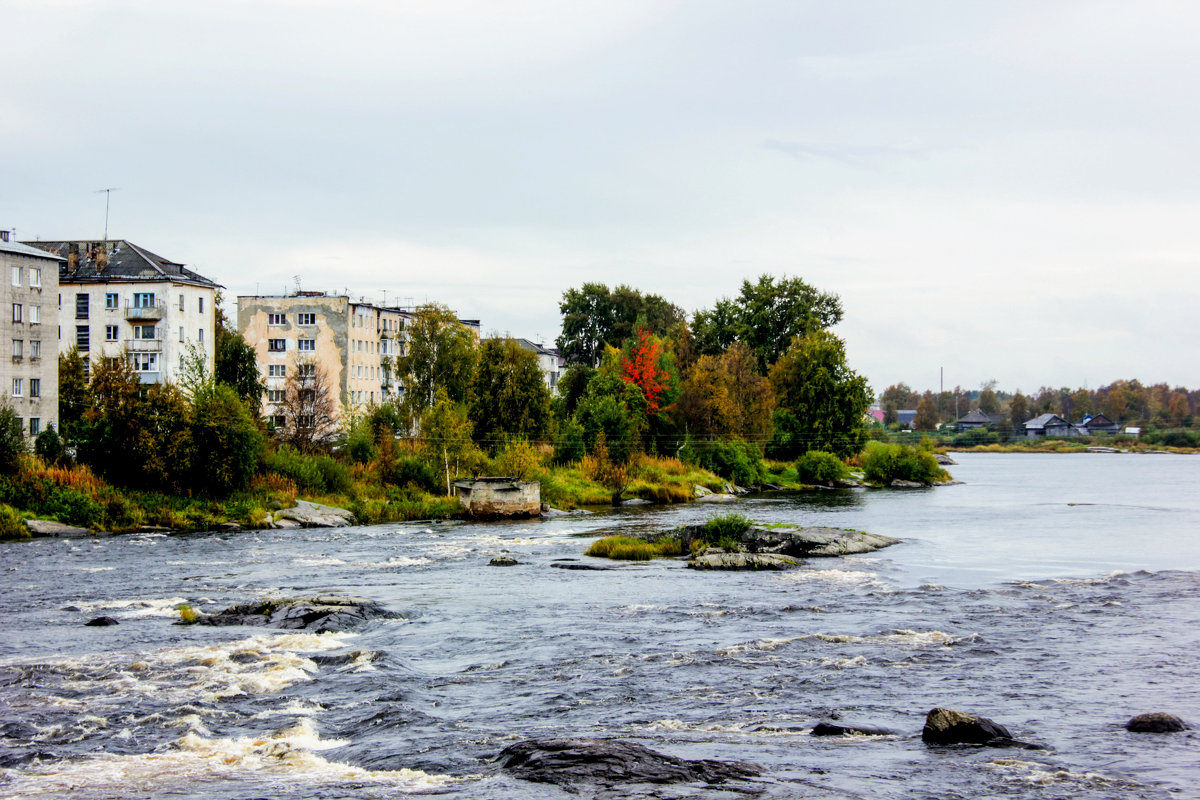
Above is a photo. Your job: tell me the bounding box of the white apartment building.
[25,240,220,383]
[0,231,61,437]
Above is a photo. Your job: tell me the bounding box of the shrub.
[693,512,752,550]
[383,456,441,494]
[795,450,848,485]
[0,503,28,540]
[345,423,377,464]
[261,446,350,494]
[494,438,541,480]
[679,438,765,487]
[553,419,587,465]
[951,429,1000,447]
[34,428,69,466]
[860,441,947,485]
[0,403,26,475]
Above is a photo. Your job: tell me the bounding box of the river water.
[1,453,1198,799]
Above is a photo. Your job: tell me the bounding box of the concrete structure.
[452,477,541,518]
[25,239,219,384]
[0,231,62,437]
[237,291,481,425]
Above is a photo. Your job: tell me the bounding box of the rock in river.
[195,595,399,632]
[687,552,800,570]
[1126,712,1188,733]
[811,721,897,737]
[678,524,898,558]
[497,737,761,787]
[922,707,1040,748]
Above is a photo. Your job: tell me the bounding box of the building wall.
[0,248,60,437]
[58,280,217,384]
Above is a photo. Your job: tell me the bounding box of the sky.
[3,0,1199,395]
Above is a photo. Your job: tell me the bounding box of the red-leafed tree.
[621,327,669,413]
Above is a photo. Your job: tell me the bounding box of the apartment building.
[25,239,220,383]
[0,231,61,437]
[513,339,564,390]
[237,292,481,424]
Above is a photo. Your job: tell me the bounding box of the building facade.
[0,231,62,437]
[513,339,564,390]
[25,240,219,384]
[237,291,481,425]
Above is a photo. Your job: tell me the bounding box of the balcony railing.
[125,301,166,320]
[125,338,163,353]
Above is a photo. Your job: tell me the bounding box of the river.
[1,453,1198,799]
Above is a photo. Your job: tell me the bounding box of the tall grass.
[586,535,682,560]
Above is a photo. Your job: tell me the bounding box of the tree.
[0,398,26,474]
[57,347,90,442]
[1009,392,1030,428]
[880,383,917,425]
[469,338,552,446]
[1168,391,1190,425]
[620,327,670,415]
[676,342,774,441]
[420,390,482,494]
[767,330,872,458]
[190,383,263,495]
[556,283,684,367]
[399,303,478,421]
[914,393,939,431]
[216,329,266,414]
[278,355,338,451]
[978,381,1000,415]
[693,275,844,372]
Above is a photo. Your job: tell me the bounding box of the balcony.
[135,372,162,385]
[125,301,166,320]
[125,338,163,353]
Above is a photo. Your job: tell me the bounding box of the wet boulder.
[687,552,800,570]
[489,556,520,566]
[811,722,897,737]
[678,524,898,558]
[196,595,398,632]
[84,616,120,627]
[270,500,356,529]
[922,708,1037,748]
[497,737,761,787]
[1126,712,1188,733]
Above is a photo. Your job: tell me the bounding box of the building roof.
[0,235,64,261]
[1024,413,1070,430]
[956,410,993,424]
[512,338,561,358]
[24,240,221,288]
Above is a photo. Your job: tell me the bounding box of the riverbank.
[945,440,1200,455]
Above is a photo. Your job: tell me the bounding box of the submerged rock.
[889,479,929,489]
[84,616,120,627]
[678,524,898,558]
[489,556,520,566]
[695,493,739,503]
[497,737,761,787]
[1126,712,1188,733]
[687,552,800,570]
[196,595,398,632]
[550,559,614,571]
[811,722,897,737]
[922,707,1040,748]
[25,520,92,538]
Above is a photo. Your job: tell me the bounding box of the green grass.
[586,535,683,560]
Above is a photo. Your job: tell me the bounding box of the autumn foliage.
[621,327,668,413]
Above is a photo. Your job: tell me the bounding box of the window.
[133,292,155,309]
[268,313,285,326]
[133,324,156,340]
[298,363,316,378]
[11,378,21,397]
[267,389,285,403]
[198,328,204,343]
[297,312,316,326]
[270,414,286,428]
[105,325,118,342]
[11,266,20,286]
[29,418,40,436]
[29,341,40,359]
[268,364,286,378]
[131,353,157,372]
[29,379,40,398]
[76,294,89,319]
[29,306,40,324]
[297,338,315,351]
[11,339,22,359]
[179,295,185,311]
[12,304,21,323]
[76,325,90,351]
[29,268,40,288]
[198,297,204,313]
[106,293,119,310]
[268,339,286,352]
[179,326,185,342]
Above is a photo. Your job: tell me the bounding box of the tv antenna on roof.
[95,188,119,241]
[293,275,302,294]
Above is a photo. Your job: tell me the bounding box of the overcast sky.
[4,0,1198,394]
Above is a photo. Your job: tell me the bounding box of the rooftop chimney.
[0,231,9,243]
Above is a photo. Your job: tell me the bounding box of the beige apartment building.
[0,231,61,437]
[238,291,481,425]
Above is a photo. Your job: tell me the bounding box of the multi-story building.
[513,339,564,391]
[237,291,481,424]
[0,230,61,437]
[24,240,220,383]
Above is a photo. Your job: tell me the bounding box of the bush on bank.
[860,441,948,485]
